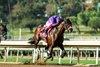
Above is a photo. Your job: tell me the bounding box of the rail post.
[96,47,99,65]
[77,48,80,64]
[70,47,73,64]
[59,49,62,64]
[4,47,9,62]
[16,49,19,63]
[32,48,36,63]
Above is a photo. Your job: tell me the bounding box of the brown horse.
[29,19,73,62]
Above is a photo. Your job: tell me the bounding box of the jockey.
[1,24,7,39]
[41,15,64,37]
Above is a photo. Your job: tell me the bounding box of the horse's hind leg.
[0,51,3,59]
[33,40,40,63]
[59,44,66,58]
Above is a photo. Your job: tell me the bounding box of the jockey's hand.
[40,28,44,32]
[40,25,46,32]
[47,28,51,33]
[61,21,64,24]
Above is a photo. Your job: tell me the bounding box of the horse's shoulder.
[53,27,58,31]
[49,27,58,34]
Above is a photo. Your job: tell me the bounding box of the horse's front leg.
[44,34,55,62]
[45,45,53,56]
[44,46,53,62]
[48,46,54,61]
[59,44,66,58]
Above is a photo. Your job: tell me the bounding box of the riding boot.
[43,28,48,38]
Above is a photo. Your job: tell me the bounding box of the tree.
[77,11,89,26]
[70,16,80,34]
[21,18,44,33]
[0,0,17,23]
[45,0,57,16]
[45,0,82,17]
[88,17,100,31]
[11,0,46,31]
[92,0,100,10]
[61,0,82,17]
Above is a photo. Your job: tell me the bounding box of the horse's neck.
[57,23,65,35]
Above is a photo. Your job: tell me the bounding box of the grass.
[10,25,100,36]
[0,57,100,64]
[6,25,100,40]
[47,59,97,64]
[0,57,32,63]
[7,28,33,40]
[12,28,33,36]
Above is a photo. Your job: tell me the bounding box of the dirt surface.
[0,63,99,67]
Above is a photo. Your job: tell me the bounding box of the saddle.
[39,31,48,38]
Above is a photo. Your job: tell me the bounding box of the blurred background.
[0,0,100,40]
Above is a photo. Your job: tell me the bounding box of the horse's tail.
[28,37,35,44]
[28,25,43,45]
[28,40,35,44]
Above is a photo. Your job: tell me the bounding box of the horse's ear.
[66,19,72,24]
[64,21,67,24]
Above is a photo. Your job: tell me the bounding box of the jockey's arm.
[52,17,60,27]
[52,22,59,27]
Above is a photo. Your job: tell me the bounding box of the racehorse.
[29,19,73,62]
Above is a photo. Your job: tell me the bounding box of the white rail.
[0,40,100,47]
[0,40,100,64]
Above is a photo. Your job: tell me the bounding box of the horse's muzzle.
[69,28,73,33]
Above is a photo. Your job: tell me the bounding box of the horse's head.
[65,19,73,33]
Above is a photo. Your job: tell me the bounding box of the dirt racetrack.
[0,63,99,67]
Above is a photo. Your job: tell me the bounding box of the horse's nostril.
[68,28,73,33]
[70,28,73,32]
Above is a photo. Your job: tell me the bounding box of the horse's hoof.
[28,37,34,40]
[4,36,7,40]
[44,59,47,63]
[51,58,53,61]
[0,57,3,59]
[61,51,66,58]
